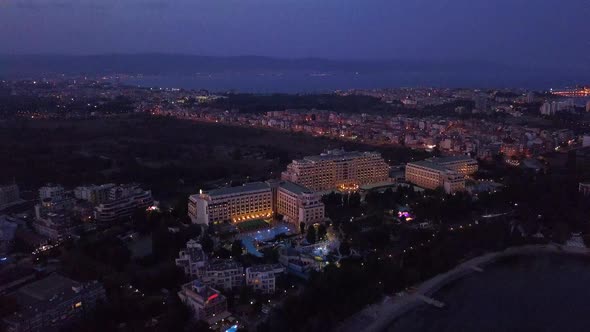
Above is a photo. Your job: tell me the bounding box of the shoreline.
[338,244,590,332]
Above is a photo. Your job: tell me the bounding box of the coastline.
[338,244,590,332]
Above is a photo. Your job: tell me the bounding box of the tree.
[339,241,351,256]
[231,240,244,258]
[306,226,316,244]
[317,224,327,241]
[299,222,306,234]
[201,235,214,253]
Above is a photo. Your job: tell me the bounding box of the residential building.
[245,264,285,294]
[177,280,229,324]
[175,239,208,279]
[188,182,272,225]
[405,160,467,194]
[281,149,390,192]
[3,274,106,332]
[74,184,115,204]
[94,184,152,222]
[0,184,20,208]
[202,260,244,290]
[0,215,18,255]
[38,185,65,201]
[33,192,76,240]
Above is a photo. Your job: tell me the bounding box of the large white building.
[405,158,473,194]
[188,181,324,227]
[281,149,390,192]
[426,156,479,176]
[188,182,272,225]
[74,184,115,204]
[175,239,208,279]
[38,184,65,201]
[202,260,244,291]
[245,264,285,294]
[94,184,153,222]
[275,181,324,227]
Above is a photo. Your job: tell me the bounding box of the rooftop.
[407,160,451,172]
[206,182,270,197]
[279,181,313,195]
[295,149,380,163]
[428,155,475,164]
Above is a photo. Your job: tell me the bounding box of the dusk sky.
[1,0,589,67]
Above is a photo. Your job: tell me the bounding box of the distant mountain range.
[0,54,588,90]
[0,54,562,76]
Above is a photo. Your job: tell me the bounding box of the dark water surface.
[389,254,590,332]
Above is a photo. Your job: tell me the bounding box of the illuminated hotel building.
[427,156,479,176]
[281,149,390,192]
[275,181,324,227]
[188,181,325,227]
[188,182,273,225]
[405,158,474,194]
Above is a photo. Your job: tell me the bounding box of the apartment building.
[177,281,228,323]
[245,264,285,294]
[3,274,105,332]
[0,184,20,208]
[175,239,208,279]
[202,260,244,290]
[405,160,467,194]
[94,185,153,222]
[281,149,390,192]
[74,184,116,204]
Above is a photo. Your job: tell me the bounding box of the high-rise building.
[33,185,76,240]
[94,184,152,222]
[281,149,390,192]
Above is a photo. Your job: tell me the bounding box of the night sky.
[1,0,589,67]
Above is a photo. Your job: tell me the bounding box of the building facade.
[94,185,153,222]
[202,260,244,290]
[276,181,324,227]
[281,150,390,192]
[0,184,20,208]
[3,274,105,332]
[74,184,115,204]
[175,239,208,279]
[245,264,285,294]
[428,156,479,176]
[188,182,272,225]
[189,181,325,227]
[405,160,469,194]
[177,281,228,322]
